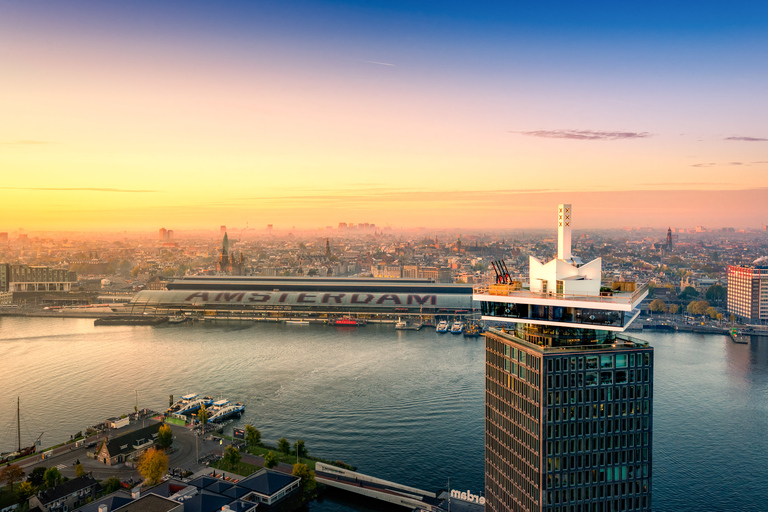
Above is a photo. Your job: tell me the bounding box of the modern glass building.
[475,205,653,512]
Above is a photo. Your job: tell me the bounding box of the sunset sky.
[2,1,767,231]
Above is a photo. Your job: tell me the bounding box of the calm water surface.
[1,317,767,511]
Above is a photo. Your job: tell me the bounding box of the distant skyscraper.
[220,225,227,235]
[159,228,168,241]
[727,263,768,323]
[474,204,653,512]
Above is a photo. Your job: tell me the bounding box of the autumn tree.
[198,405,208,426]
[668,304,679,316]
[157,424,173,449]
[137,448,168,486]
[244,424,261,447]
[0,464,24,489]
[263,451,278,469]
[649,299,667,314]
[17,481,35,502]
[278,437,290,454]
[291,463,316,492]
[75,464,86,478]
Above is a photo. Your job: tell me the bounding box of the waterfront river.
[1,317,767,511]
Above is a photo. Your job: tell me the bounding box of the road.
[16,419,226,482]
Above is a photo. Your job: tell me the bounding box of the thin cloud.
[691,163,716,167]
[362,60,395,67]
[724,136,768,142]
[512,130,652,141]
[728,162,744,166]
[1,140,50,147]
[1,187,159,193]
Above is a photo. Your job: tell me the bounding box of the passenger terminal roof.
[166,276,472,295]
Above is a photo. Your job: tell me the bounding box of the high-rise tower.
[474,204,653,512]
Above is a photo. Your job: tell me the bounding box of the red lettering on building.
[407,294,436,306]
[376,294,402,305]
[247,293,271,303]
[351,294,374,304]
[278,293,289,303]
[297,293,316,303]
[215,292,245,302]
[185,292,209,301]
[322,293,345,304]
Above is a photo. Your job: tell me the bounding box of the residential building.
[3,264,77,292]
[474,204,653,512]
[727,264,768,323]
[29,476,101,512]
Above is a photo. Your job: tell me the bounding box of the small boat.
[395,318,422,330]
[436,321,449,333]
[167,394,214,415]
[463,322,482,338]
[0,398,42,465]
[335,317,365,326]
[286,320,310,325]
[450,321,464,334]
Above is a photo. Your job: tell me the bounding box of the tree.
[157,424,173,449]
[679,286,699,301]
[198,404,208,426]
[278,437,290,455]
[17,481,35,502]
[687,300,710,317]
[101,477,122,495]
[75,464,86,478]
[221,445,241,470]
[291,463,316,492]
[137,448,168,486]
[43,467,62,488]
[705,284,727,305]
[27,467,47,487]
[668,304,679,316]
[649,299,667,315]
[706,307,719,320]
[263,451,278,469]
[293,439,307,459]
[0,464,24,489]
[729,314,737,323]
[131,266,141,278]
[244,425,261,447]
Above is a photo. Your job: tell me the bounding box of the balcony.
[474,282,650,310]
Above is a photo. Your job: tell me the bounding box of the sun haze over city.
[2,0,767,232]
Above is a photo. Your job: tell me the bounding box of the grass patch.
[209,460,261,477]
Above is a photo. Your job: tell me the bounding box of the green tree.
[705,284,727,305]
[679,286,699,301]
[27,467,47,487]
[649,299,667,314]
[291,463,316,492]
[0,464,24,489]
[43,467,62,488]
[198,405,208,426]
[278,437,290,454]
[75,464,86,478]
[137,448,168,486]
[157,424,173,449]
[221,445,241,470]
[244,425,261,447]
[293,439,306,459]
[101,477,122,495]
[263,451,278,469]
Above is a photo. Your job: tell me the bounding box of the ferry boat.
[335,317,365,326]
[167,394,214,415]
[450,321,464,334]
[395,317,423,330]
[436,320,449,333]
[286,319,310,325]
[207,399,246,423]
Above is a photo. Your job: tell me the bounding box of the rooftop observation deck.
[473,281,650,312]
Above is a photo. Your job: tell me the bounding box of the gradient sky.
[2,1,767,231]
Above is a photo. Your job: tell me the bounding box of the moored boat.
[207,399,246,423]
[436,320,449,333]
[450,321,464,334]
[335,317,365,326]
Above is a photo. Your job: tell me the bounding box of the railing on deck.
[474,282,650,306]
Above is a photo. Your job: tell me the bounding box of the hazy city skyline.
[2,1,767,231]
